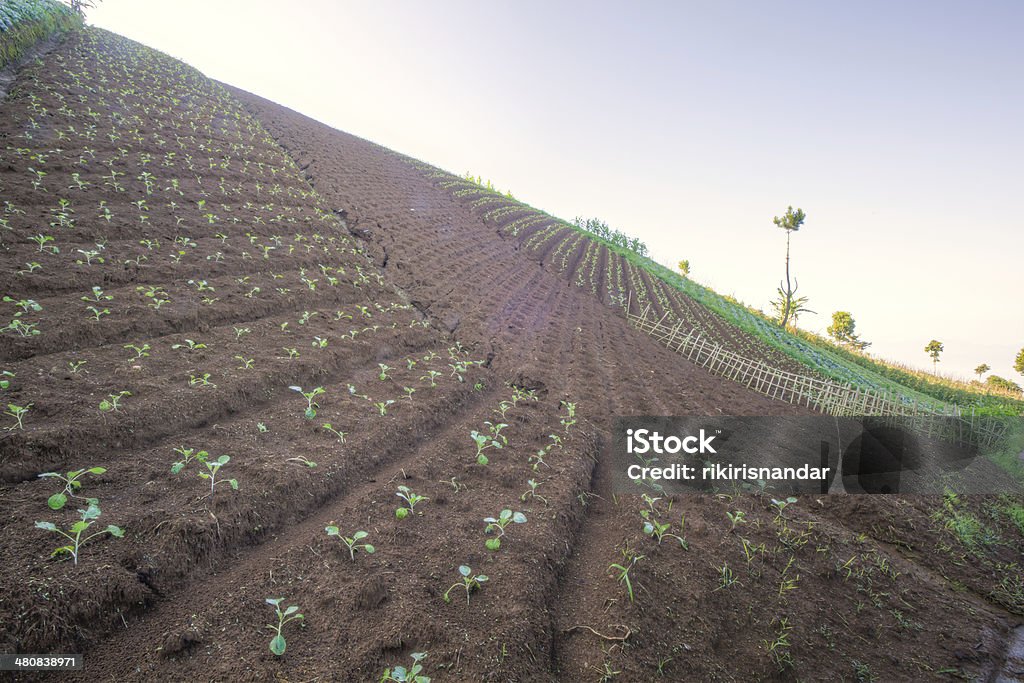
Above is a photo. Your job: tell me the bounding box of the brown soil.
[0,26,1020,682]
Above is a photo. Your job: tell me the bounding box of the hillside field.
[1,17,1023,682]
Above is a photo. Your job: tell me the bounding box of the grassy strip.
[0,0,80,70]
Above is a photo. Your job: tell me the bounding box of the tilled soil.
[0,26,1020,682]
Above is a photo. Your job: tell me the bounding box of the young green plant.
[38,466,106,510]
[35,503,124,565]
[198,455,238,495]
[443,565,488,605]
[395,485,428,519]
[381,652,430,683]
[483,509,526,550]
[289,385,325,419]
[325,526,375,560]
[265,598,303,656]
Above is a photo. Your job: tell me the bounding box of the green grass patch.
[0,0,80,70]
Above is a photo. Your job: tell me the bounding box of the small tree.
[769,287,814,329]
[69,0,100,15]
[678,260,690,277]
[772,206,806,329]
[974,363,990,380]
[986,375,1023,395]
[1015,347,1024,380]
[924,340,944,372]
[827,311,870,350]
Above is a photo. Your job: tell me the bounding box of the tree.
[69,0,100,15]
[924,340,943,372]
[827,311,870,350]
[770,287,814,328]
[772,206,806,329]
[1015,347,1024,379]
[986,375,1022,395]
[677,260,690,277]
[974,363,990,380]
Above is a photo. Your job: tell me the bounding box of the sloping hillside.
[0,20,1021,682]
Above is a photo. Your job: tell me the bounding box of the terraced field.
[1,22,1023,682]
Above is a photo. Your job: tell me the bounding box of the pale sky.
[86,1,1024,384]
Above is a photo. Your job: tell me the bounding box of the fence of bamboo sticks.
[628,306,1009,450]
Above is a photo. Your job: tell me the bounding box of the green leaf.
[512,512,527,524]
[395,508,409,520]
[35,521,57,531]
[216,455,230,465]
[476,575,489,582]
[107,525,124,537]
[70,520,90,533]
[88,467,106,474]
[269,634,286,656]
[325,525,339,536]
[171,462,185,474]
[229,479,238,490]
[485,538,501,551]
[47,492,67,510]
[265,598,282,606]
[353,531,367,540]
[477,454,488,465]
[363,544,375,553]
[459,565,470,577]
[284,605,298,616]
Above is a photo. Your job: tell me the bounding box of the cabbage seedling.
[395,485,427,519]
[560,401,577,434]
[123,343,150,361]
[289,385,324,419]
[198,455,238,495]
[483,509,526,550]
[171,339,206,352]
[520,479,547,505]
[265,598,303,656]
[322,423,347,443]
[99,391,130,412]
[443,565,488,605]
[771,497,798,518]
[374,400,395,416]
[188,373,216,388]
[35,503,124,565]
[325,527,375,560]
[5,403,31,430]
[640,510,687,548]
[39,466,105,510]
[378,363,392,380]
[0,370,13,390]
[381,651,430,683]
[171,447,208,474]
[470,422,506,465]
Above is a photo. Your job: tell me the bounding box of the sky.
[86,0,1024,383]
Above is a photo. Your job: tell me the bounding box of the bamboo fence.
[628,306,1009,450]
